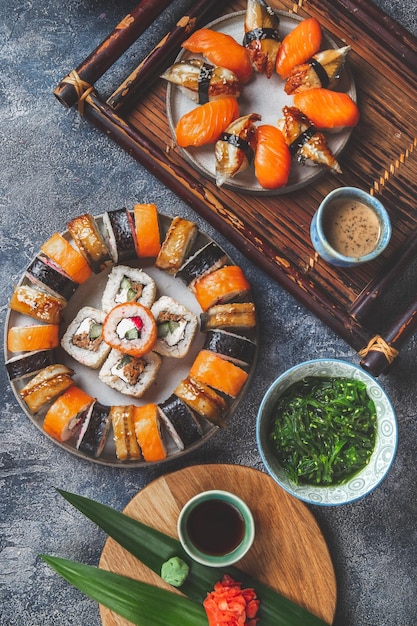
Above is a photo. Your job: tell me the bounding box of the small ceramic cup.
[177,490,255,567]
[310,187,391,267]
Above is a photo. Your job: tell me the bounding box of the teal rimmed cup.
[177,490,255,567]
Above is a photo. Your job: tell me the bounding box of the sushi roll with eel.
[101,265,156,313]
[155,216,198,273]
[102,208,137,263]
[151,296,198,358]
[174,376,227,427]
[10,284,66,324]
[6,350,54,381]
[200,302,256,332]
[61,306,110,368]
[19,363,75,413]
[43,385,94,442]
[76,401,111,458]
[158,394,202,450]
[133,404,167,462]
[176,241,228,289]
[102,302,157,358]
[203,329,256,367]
[67,213,111,273]
[99,349,161,398]
[111,405,142,461]
[26,255,78,300]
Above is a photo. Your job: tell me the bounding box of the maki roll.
[174,376,227,427]
[151,296,198,358]
[102,208,137,263]
[193,265,251,312]
[99,349,161,398]
[203,330,256,367]
[176,241,228,289]
[101,265,156,313]
[7,324,60,353]
[102,302,157,358]
[61,306,110,368]
[189,349,248,397]
[67,213,111,273]
[43,385,94,442]
[19,363,75,413]
[5,350,54,381]
[10,284,66,324]
[133,203,161,258]
[41,232,92,284]
[111,405,142,461]
[76,401,111,458]
[26,255,78,300]
[158,394,202,450]
[133,404,167,462]
[155,216,198,274]
[200,302,257,332]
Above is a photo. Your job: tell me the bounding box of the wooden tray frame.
[54,0,417,377]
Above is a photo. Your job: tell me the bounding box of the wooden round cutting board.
[99,464,337,625]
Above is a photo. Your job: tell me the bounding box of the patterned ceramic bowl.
[256,359,397,506]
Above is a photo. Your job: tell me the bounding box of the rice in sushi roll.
[151,296,198,358]
[61,306,111,368]
[76,400,111,458]
[99,349,161,397]
[101,265,156,313]
[102,302,157,358]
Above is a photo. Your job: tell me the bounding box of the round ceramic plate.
[5,213,257,467]
[166,10,356,195]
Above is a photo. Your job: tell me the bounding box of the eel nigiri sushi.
[151,296,198,359]
[254,124,291,189]
[293,88,360,130]
[176,241,228,289]
[101,265,156,313]
[161,59,241,104]
[174,375,227,427]
[99,349,161,397]
[61,306,110,368]
[26,255,78,300]
[155,216,198,273]
[102,302,157,358]
[285,46,351,94]
[182,28,253,84]
[110,405,142,461]
[200,302,257,332]
[189,349,248,397]
[277,105,342,173]
[194,265,251,312]
[175,96,240,148]
[158,394,202,450]
[10,284,66,324]
[133,203,161,258]
[40,232,92,284]
[102,208,137,263]
[215,113,261,187]
[276,17,322,78]
[43,385,94,442]
[19,363,75,413]
[244,0,281,78]
[67,213,111,273]
[133,404,167,462]
[76,401,112,458]
[7,324,60,353]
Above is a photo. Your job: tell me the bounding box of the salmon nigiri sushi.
[276,17,322,78]
[294,88,360,130]
[254,124,291,189]
[182,28,253,84]
[175,96,239,148]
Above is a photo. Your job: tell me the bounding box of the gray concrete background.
[1,1,416,624]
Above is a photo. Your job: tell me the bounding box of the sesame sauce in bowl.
[323,199,381,258]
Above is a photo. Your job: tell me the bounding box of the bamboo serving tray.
[54,0,417,377]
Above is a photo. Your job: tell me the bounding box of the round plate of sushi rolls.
[165,10,357,194]
[5,205,258,466]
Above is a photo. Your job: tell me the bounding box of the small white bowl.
[256,359,397,506]
[177,490,255,567]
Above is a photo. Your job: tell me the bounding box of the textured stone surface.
[1,1,416,625]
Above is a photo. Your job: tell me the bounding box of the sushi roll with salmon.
[102,302,157,358]
[41,232,93,284]
[176,241,228,289]
[10,284,66,324]
[158,394,202,450]
[101,265,156,313]
[133,404,167,462]
[200,302,257,332]
[174,97,240,148]
[203,330,256,367]
[76,401,111,458]
[43,385,94,442]
[67,213,111,273]
[155,216,198,274]
[193,265,251,312]
[61,306,111,368]
[111,405,142,461]
[189,349,249,397]
[7,324,60,353]
[133,203,161,258]
[174,376,227,427]
[98,349,161,398]
[151,296,198,358]
[26,256,78,300]
[19,363,75,414]
[5,350,55,381]
[102,208,137,263]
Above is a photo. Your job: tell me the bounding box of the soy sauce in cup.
[186,498,245,556]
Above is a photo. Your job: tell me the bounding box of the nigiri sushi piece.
[161,59,241,104]
[176,241,228,289]
[111,405,142,461]
[5,349,54,381]
[76,400,112,458]
[151,296,198,359]
[175,96,240,148]
[155,216,198,273]
[19,363,74,413]
[194,265,251,312]
[189,350,248,397]
[133,404,167,462]
[41,232,92,284]
[293,88,360,130]
[67,213,111,273]
[133,203,161,258]
[101,265,156,313]
[10,284,66,324]
[200,302,257,332]
[254,124,291,189]
[102,302,157,358]
[61,306,110,368]
[158,394,202,450]
[7,324,60,353]
[102,208,137,263]
[203,329,257,367]
[26,255,78,300]
[244,0,280,78]
[43,385,94,442]
[174,375,227,427]
[215,113,261,187]
[276,17,322,78]
[182,28,253,84]
[277,106,342,173]
[285,46,351,94]
[99,349,161,397]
